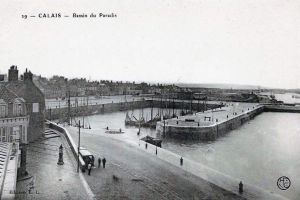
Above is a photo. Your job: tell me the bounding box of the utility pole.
[150,97,153,121]
[77,120,81,173]
[190,92,193,114]
[172,98,175,117]
[67,91,71,125]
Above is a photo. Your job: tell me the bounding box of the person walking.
[239,181,243,193]
[180,157,183,166]
[102,157,106,168]
[98,157,101,168]
[88,163,92,175]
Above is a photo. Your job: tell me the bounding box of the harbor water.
[69,108,300,200]
[61,93,300,200]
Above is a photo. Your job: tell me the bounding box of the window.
[22,126,26,142]
[17,104,22,115]
[0,127,6,142]
[13,103,22,116]
[32,103,39,113]
[0,105,7,117]
[19,125,22,142]
[9,127,13,142]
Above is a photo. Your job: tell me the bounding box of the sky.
[0,0,299,89]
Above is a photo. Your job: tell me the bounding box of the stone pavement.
[164,103,260,127]
[66,124,288,200]
[67,126,244,200]
[15,128,91,200]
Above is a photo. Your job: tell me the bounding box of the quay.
[156,102,300,140]
[156,103,264,140]
[264,104,300,113]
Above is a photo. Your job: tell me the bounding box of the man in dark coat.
[98,158,101,168]
[102,157,106,168]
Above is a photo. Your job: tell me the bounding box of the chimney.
[23,69,33,81]
[8,65,19,82]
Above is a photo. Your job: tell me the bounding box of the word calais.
[21,13,117,19]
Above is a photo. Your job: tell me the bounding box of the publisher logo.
[277,176,291,190]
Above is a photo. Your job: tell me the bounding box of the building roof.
[4,80,44,105]
[0,85,19,104]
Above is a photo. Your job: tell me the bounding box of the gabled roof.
[13,98,25,104]
[5,80,44,103]
[0,85,19,104]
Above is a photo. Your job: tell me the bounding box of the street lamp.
[77,120,81,173]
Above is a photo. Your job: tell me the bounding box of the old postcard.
[0,1,299,200]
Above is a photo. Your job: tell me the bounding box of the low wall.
[156,106,264,140]
[264,105,300,113]
[45,100,222,120]
[46,121,86,171]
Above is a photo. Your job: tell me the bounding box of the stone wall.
[46,100,222,120]
[156,106,264,141]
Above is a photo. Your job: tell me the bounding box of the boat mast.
[150,97,153,121]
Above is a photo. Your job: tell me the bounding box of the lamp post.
[77,120,81,173]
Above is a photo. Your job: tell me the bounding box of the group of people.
[98,157,106,168]
[87,157,106,176]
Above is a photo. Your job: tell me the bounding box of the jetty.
[156,102,300,140]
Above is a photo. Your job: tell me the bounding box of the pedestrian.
[145,143,148,149]
[180,157,183,166]
[98,157,101,168]
[102,157,106,168]
[239,181,243,193]
[88,163,92,175]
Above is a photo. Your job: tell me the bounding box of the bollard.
[57,144,64,165]
[239,181,243,193]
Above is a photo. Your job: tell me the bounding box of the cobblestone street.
[67,127,243,200]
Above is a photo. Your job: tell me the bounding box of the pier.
[156,102,300,140]
[156,103,264,140]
